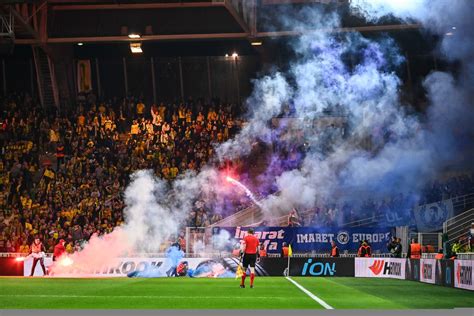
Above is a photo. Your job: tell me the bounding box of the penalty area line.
[285,276,333,310]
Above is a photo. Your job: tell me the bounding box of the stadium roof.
[1,0,419,46]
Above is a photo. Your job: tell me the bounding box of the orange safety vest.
[435,253,444,260]
[331,246,339,257]
[282,247,289,257]
[259,249,267,257]
[410,243,421,259]
[31,242,42,253]
[358,245,371,257]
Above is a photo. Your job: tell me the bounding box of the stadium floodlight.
[225,53,229,57]
[232,52,238,58]
[251,41,263,46]
[130,42,143,53]
[77,42,83,46]
[445,32,453,36]
[128,33,141,39]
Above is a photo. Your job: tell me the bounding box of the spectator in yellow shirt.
[169,165,179,179]
[136,101,145,118]
[66,242,74,254]
[130,120,140,138]
[19,241,30,254]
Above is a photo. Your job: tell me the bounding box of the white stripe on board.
[285,276,334,310]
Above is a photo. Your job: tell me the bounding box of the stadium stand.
[1,90,473,255]
[0,92,243,253]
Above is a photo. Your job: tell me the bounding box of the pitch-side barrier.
[1,254,472,291]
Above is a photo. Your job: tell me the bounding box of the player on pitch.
[240,228,259,288]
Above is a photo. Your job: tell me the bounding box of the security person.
[407,238,422,259]
[357,240,372,257]
[258,244,267,258]
[330,240,339,257]
[30,237,47,276]
[281,242,290,258]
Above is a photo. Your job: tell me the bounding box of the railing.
[210,203,262,227]
[457,253,474,260]
[343,214,384,228]
[452,192,474,214]
[412,232,442,251]
[443,208,474,246]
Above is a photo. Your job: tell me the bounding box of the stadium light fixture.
[251,41,263,46]
[232,52,238,58]
[130,42,143,53]
[225,53,229,57]
[445,32,453,36]
[77,42,83,46]
[128,33,141,39]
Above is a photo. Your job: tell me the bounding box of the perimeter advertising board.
[216,226,393,254]
[289,258,354,277]
[454,259,474,291]
[24,257,211,277]
[355,258,406,279]
[420,258,436,284]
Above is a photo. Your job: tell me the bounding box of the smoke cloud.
[52,1,474,274]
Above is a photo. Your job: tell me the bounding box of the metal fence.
[443,208,474,247]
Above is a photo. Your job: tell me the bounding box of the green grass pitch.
[0,277,472,309]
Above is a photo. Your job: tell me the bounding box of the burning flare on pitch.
[59,257,74,267]
[225,176,262,208]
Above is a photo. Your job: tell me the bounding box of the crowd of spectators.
[1,91,474,254]
[0,92,242,253]
[285,174,474,228]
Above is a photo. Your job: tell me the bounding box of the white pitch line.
[285,276,334,310]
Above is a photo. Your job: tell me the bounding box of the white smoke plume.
[52,1,474,274]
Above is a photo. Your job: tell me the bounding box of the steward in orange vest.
[259,244,267,258]
[330,241,340,257]
[407,239,422,259]
[435,250,444,260]
[281,242,289,258]
[357,241,372,257]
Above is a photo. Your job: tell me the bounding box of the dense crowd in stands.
[0,92,242,253]
[289,174,474,228]
[1,92,474,254]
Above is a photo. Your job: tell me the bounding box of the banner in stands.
[420,258,436,284]
[215,226,393,253]
[289,258,354,277]
[77,59,92,92]
[355,258,406,279]
[454,259,473,291]
[414,199,453,232]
